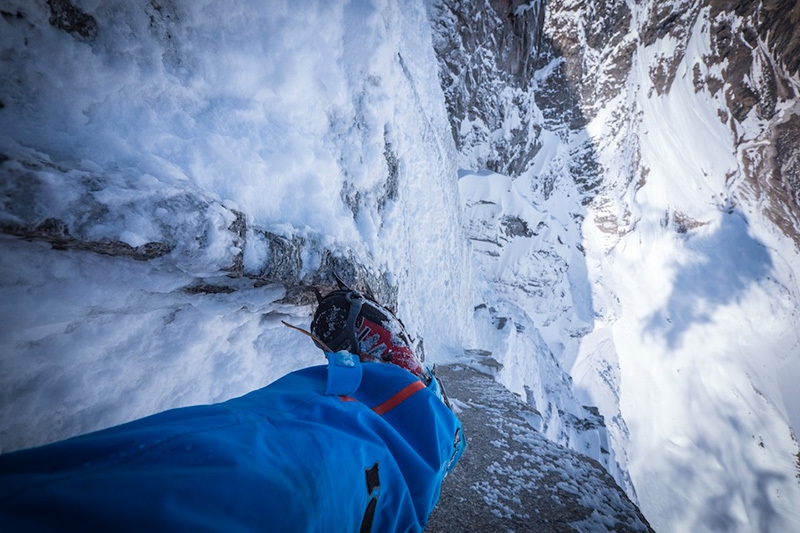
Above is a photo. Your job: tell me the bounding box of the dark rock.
[251,231,305,284]
[671,212,709,235]
[243,229,398,309]
[544,0,633,114]
[0,219,173,260]
[183,283,236,295]
[303,250,398,312]
[707,0,798,122]
[699,0,800,249]
[501,215,534,238]
[775,116,800,211]
[428,0,546,176]
[144,1,189,81]
[1,10,25,21]
[224,209,247,278]
[753,114,800,248]
[535,59,586,131]
[759,0,800,77]
[381,136,399,210]
[34,217,71,239]
[641,1,698,48]
[46,0,97,40]
[340,129,401,218]
[641,2,702,96]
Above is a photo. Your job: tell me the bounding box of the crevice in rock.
[46,0,97,40]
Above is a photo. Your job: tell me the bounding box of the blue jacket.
[0,356,463,532]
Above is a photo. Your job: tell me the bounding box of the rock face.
[706,0,800,248]
[428,0,546,176]
[0,0,432,311]
[0,147,395,307]
[428,1,800,531]
[541,0,800,246]
[45,0,98,40]
[427,364,653,532]
[428,1,630,494]
[456,169,631,487]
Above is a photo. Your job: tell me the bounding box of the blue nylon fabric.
[0,362,462,532]
[324,350,362,396]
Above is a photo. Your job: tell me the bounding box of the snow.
[1,0,473,452]
[3,5,621,518]
[572,5,800,531]
[2,1,800,532]
[0,235,318,452]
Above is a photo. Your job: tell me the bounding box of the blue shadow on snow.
[646,210,773,349]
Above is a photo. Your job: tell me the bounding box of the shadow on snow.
[646,210,773,349]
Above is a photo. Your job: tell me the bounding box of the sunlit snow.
[1,1,799,532]
[574,4,800,531]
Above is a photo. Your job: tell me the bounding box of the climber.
[0,285,464,532]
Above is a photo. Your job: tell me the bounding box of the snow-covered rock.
[430,0,800,531]
[0,0,474,450]
[4,0,799,531]
[427,364,653,532]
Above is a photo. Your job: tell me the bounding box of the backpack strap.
[324,350,363,396]
[316,290,366,355]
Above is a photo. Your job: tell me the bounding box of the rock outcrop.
[539,0,800,246]
[428,0,546,176]
[427,364,653,532]
[0,148,395,308]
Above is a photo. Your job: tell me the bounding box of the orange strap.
[371,381,426,415]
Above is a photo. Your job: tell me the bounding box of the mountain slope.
[0,2,653,528]
[0,0,474,449]
[429,0,800,531]
[5,0,798,531]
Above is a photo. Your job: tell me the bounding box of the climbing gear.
[311,278,429,382]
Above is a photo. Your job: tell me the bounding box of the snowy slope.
[0,0,475,452]
[541,2,800,531]
[429,0,800,531]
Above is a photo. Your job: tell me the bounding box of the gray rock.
[46,0,98,40]
[428,0,546,176]
[427,365,653,532]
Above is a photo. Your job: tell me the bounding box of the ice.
[0,0,473,453]
[2,1,800,531]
